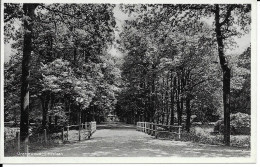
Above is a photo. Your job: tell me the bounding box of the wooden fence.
[136,122,182,139]
[15,121,97,156]
[64,121,97,141]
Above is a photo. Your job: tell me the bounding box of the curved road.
[32,122,250,157]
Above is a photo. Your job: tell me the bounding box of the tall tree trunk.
[185,97,191,132]
[215,4,231,146]
[151,70,156,121]
[41,93,50,128]
[166,72,169,125]
[92,105,95,121]
[180,97,183,125]
[177,77,182,126]
[20,3,38,142]
[170,75,176,125]
[162,76,165,124]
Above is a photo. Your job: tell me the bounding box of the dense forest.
[4,3,251,146]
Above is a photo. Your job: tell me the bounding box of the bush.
[179,127,223,145]
[156,132,175,139]
[231,113,250,127]
[231,135,250,148]
[213,112,250,135]
[178,126,250,148]
[4,127,19,141]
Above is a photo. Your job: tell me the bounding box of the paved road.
[32,122,250,157]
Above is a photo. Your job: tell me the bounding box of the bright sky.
[4,4,251,62]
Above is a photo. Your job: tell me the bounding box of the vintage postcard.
[0,0,257,164]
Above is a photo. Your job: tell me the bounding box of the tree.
[202,4,250,146]
[119,4,250,145]
[127,3,250,145]
[20,3,39,143]
[4,3,117,140]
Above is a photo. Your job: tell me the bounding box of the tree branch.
[38,4,80,19]
[220,5,236,26]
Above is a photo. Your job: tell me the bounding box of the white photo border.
[0,0,257,164]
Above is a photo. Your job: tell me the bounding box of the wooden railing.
[14,121,97,155]
[136,122,182,139]
[64,121,97,141]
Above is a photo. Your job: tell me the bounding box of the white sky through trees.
[4,4,251,62]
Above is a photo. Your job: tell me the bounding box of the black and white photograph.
[1,0,257,163]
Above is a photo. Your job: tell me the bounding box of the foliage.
[214,112,250,135]
[4,127,20,141]
[4,3,251,147]
[118,4,224,126]
[4,54,22,122]
[230,112,250,128]
[179,127,250,148]
[4,3,119,128]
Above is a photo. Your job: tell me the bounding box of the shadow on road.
[28,122,250,157]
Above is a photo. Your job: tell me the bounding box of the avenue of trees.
[116,4,251,145]
[4,3,251,146]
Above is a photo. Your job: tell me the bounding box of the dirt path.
[31,123,250,157]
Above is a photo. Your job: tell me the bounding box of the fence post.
[155,124,158,139]
[144,122,146,133]
[152,124,154,137]
[88,122,92,139]
[153,124,156,136]
[150,123,152,135]
[149,123,151,135]
[146,122,148,133]
[16,132,20,153]
[147,122,149,134]
[44,129,47,144]
[150,124,152,136]
[79,125,81,141]
[146,123,148,135]
[178,126,181,139]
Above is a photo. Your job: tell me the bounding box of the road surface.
[31,122,250,157]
